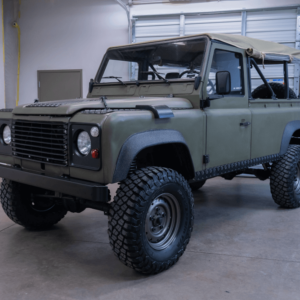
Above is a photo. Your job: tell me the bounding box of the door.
[203,44,251,168]
[38,70,82,102]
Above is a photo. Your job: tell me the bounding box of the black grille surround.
[12,120,68,166]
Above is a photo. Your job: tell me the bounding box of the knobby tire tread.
[108,166,194,274]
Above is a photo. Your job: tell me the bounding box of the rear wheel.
[270,145,300,208]
[0,179,67,229]
[108,167,194,274]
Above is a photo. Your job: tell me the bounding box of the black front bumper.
[0,165,109,202]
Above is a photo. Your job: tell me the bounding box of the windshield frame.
[95,35,209,85]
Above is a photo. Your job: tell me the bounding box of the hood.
[12,97,193,115]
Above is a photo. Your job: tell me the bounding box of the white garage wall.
[0,1,5,109]
[18,0,128,105]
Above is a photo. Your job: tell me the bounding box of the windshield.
[97,37,207,84]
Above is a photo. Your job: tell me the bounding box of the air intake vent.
[12,120,68,166]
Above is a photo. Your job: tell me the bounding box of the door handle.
[240,122,251,127]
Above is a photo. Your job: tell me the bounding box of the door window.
[207,49,244,95]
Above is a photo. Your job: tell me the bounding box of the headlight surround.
[3,125,11,145]
[77,131,91,156]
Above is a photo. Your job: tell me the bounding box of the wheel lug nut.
[161,213,165,217]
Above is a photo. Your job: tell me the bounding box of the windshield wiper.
[149,63,169,84]
[103,76,126,85]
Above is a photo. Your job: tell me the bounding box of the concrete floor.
[0,177,300,300]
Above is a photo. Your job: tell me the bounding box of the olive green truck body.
[0,34,299,198]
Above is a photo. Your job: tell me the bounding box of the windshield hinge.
[203,155,210,164]
[100,96,108,110]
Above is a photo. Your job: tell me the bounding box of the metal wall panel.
[135,15,180,43]
[246,9,297,46]
[185,13,241,35]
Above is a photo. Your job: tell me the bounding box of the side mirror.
[216,71,231,95]
[194,76,201,90]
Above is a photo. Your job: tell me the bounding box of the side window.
[249,62,295,99]
[207,49,244,95]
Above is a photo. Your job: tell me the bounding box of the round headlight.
[77,131,91,156]
[3,125,11,145]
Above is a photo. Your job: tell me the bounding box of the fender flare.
[279,120,300,155]
[112,129,194,182]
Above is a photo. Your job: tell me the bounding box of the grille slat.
[13,124,67,131]
[13,151,67,163]
[13,133,67,142]
[12,121,68,166]
[12,140,67,149]
[13,129,67,137]
[11,137,65,146]
[12,146,67,157]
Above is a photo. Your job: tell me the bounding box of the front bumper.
[0,165,109,202]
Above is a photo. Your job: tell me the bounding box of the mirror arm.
[200,95,224,109]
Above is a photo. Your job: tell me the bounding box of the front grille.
[12,120,68,166]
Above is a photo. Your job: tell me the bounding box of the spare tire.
[252,82,297,99]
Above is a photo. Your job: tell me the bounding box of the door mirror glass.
[216,71,231,94]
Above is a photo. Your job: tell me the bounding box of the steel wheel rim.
[294,162,300,195]
[145,193,181,251]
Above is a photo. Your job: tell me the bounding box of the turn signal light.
[91,149,99,159]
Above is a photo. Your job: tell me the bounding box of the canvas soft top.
[108,33,300,64]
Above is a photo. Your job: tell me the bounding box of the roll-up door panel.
[135,15,180,43]
[246,9,297,45]
[185,13,241,35]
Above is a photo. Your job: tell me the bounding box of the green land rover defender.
[0,33,300,274]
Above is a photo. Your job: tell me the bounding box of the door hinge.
[203,155,210,164]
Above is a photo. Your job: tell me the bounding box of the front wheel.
[108,167,194,274]
[270,145,300,208]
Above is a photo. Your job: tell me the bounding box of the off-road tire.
[0,179,67,229]
[270,145,300,208]
[189,180,206,191]
[108,167,194,274]
[252,82,297,99]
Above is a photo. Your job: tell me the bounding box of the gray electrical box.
[37,69,82,102]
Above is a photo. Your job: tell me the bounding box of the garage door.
[133,7,300,95]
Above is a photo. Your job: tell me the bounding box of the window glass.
[102,60,137,83]
[98,38,207,83]
[249,62,292,99]
[207,49,244,95]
